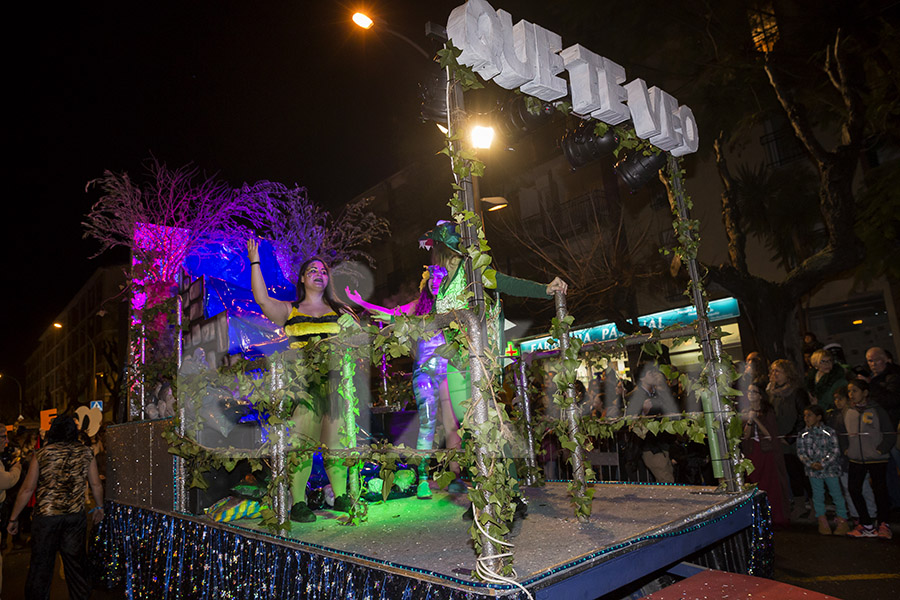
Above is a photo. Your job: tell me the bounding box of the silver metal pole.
[444,57,499,569]
[174,291,186,512]
[666,155,737,492]
[270,354,289,525]
[554,292,588,521]
[515,358,538,486]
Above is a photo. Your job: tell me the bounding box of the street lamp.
[351,11,433,60]
[480,196,508,211]
[52,322,98,407]
[0,373,24,421]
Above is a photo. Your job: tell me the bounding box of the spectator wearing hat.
[0,423,22,596]
[7,415,104,600]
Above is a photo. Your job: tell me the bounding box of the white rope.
[471,506,534,600]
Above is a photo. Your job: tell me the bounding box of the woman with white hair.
[805,348,848,411]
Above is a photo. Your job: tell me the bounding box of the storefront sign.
[40,408,57,431]
[519,297,739,353]
[448,0,699,156]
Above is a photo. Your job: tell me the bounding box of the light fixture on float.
[497,95,554,142]
[560,120,619,170]
[480,196,508,211]
[470,125,495,149]
[615,151,668,191]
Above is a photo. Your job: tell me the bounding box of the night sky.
[3,0,504,399]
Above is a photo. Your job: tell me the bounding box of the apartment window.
[748,3,779,54]
[760,119,805,168]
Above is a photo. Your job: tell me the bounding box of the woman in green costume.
[419,221,567,495]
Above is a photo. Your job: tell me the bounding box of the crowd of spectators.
[534,339,899,540]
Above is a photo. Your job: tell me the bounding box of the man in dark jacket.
[625,363,680,483]
[866,347,900,428]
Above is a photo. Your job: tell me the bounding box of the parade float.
[92,2,772,598]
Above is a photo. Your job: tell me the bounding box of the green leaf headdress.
[418,220,462,254]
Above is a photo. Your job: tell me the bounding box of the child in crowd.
[797,405,850,535]
[829,386,877,526]
[844,380,896,539]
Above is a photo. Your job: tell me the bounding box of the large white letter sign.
[447,0,503,79]
[593,55,630,125]
[493,10,536,89]
[447,1,700,155]
[519,24,567,100]
[559,44,603,117]
[671,106,700,156]
[624,79,681,151]
[559,44,628,124]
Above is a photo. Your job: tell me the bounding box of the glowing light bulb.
[471,125,495,149]
[352,12,374,29]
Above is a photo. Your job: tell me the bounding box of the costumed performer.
[7,415,104,600]
[346,264,451,499]
[248,240,357,523]
[419,220,567,514]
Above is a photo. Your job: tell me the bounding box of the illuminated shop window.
[749,3,779,54]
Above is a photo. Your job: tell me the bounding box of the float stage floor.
[232,482,759,597]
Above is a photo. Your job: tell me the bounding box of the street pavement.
[1,510,897,599]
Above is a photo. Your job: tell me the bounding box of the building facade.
[25,265,128,421]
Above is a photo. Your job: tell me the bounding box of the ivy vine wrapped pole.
[340,349,361,502]
[665,155,738,492]
[269,353,290,527]
[551,293,592,522]
[443,47,486,322]
[444,309,502,573]
[514,357,538,486]
[174,287,188,513]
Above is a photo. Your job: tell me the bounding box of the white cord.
[471,506,534,600]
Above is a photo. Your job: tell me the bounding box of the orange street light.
[352,12,374,29]
[351,11,432,60]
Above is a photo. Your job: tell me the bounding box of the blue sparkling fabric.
[92,502,521,599]
[91,494,772,598]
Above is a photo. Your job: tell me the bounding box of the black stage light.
[560,120,619,169]
[419,66,448,123]
[615,151,668,191]
[497,95,554,141]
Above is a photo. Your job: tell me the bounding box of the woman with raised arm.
[248,239,357,523]
[418,221,566,428]
[418,222,566,518]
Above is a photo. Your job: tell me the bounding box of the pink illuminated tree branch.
[83,158,258,283]
[238,181,389,282]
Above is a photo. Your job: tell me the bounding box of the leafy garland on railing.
[546,314,595,519]
[659,159,752,483]
[162,40,752,578]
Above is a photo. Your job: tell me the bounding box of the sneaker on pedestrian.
[833,517,851,536]
[876,522,893,540]
[817,516,832,535]
[846,523,877,538]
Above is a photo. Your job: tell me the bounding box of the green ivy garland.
[162,42,755,577]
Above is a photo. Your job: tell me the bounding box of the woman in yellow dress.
[248,239,356,522]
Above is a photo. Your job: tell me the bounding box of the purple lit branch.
[237,181,389,281]
[83,158,258,282]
